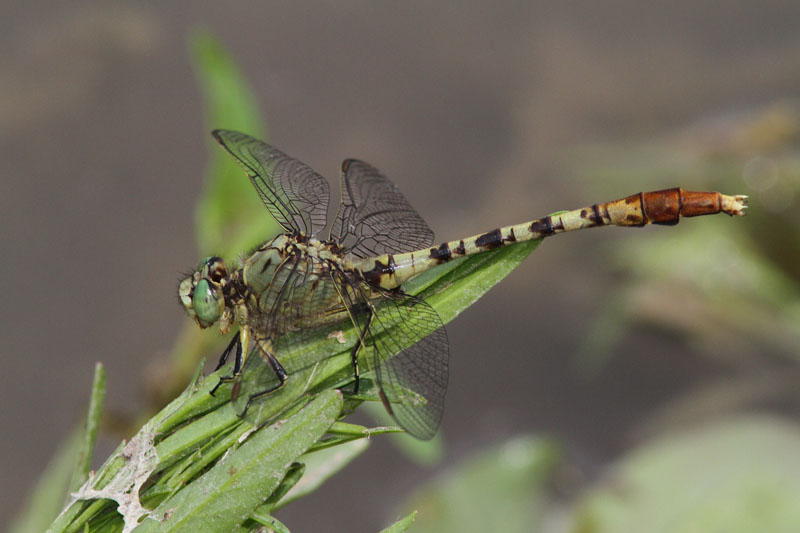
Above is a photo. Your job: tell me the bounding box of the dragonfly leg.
[350,305,376,395]
[214,331,241,371]
[210,329,252,401]
[240,350,289,416]
[209,331,242,397]
[350,345,360,394]
[229,328,253,401]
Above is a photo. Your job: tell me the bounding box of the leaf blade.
[134,390,343,533]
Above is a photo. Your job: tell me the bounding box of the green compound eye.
[192,279,220,324]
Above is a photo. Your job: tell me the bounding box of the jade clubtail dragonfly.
[179,130,747,440]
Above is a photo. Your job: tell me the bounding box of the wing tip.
[341,158,369,174]
[211,129,231,145]
[210,130,228,149]
[211,129,253,146]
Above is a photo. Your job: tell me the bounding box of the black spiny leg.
[240,348,289,417]
[350,306,375,394]
[210,331,242,397]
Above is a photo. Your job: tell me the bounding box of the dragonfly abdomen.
[357,188,747,290]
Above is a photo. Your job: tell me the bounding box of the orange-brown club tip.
[721,194,748,216]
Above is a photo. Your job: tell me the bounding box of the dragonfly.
[179,130,747,440]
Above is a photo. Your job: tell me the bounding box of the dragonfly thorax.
[179,234,350,336]
[240,234,346,313]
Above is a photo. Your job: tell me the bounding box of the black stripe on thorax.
[225,275,247,304]
[259,256,273,274]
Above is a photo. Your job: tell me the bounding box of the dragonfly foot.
[209,374,234,397]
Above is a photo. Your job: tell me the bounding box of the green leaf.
[570,415,800,532]
[411,240,540,324]
[363,401,445,466]
[69,363,106,492]
[397,436,561,533]
[261,462,306,511]
[135,390,343,533]
[380,511,418,533]
[272,439,370,510]
[245,511,292,533]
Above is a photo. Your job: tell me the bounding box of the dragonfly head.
[179,256,233,332]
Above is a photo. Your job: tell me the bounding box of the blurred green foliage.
[571,416,800,533]
[398,437,561,532]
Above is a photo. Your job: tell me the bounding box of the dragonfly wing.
[212,130,330,236]
[371,291,448,440]
[336,277,448,440]
[330,158,434,257]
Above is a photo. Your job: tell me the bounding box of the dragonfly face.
[179,256,234,332]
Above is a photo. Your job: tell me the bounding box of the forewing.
[212,130,330,235]
[330,159,434,258]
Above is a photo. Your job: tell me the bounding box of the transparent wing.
[335,275,449,440]
[330,158,435,258]
[212,130,330,236]
[371,291,448,440]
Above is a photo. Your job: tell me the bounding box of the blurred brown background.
[3,2,800,531]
